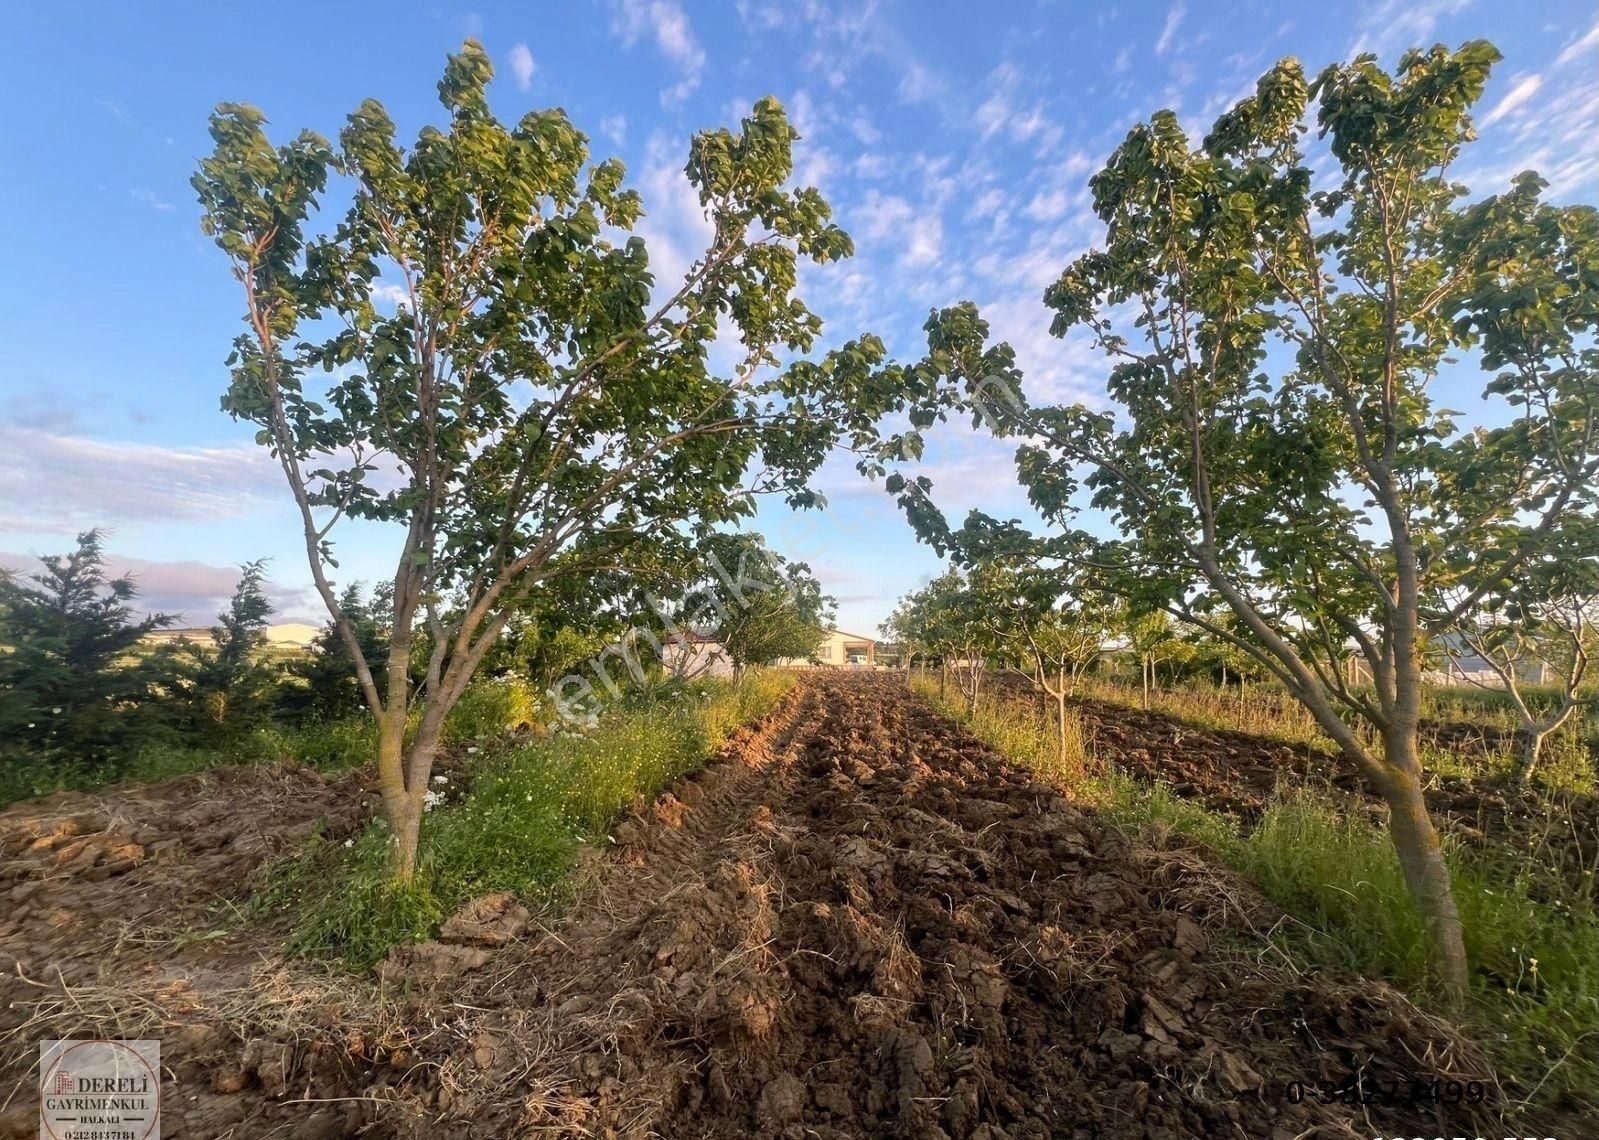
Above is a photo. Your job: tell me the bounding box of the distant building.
[142,622,321,650]
[779,629,876,668]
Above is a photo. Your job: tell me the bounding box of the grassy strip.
[266,671,797,967]
[1078,675,1596,792]
[910,674,1599,1115]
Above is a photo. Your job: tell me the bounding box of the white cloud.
[1156,2,1185,56]
[1482,73,1543,127]
[1024,189,1069,222]
[904,216,943,268]
[1556,15,1599,66]
[635,131,716,299]
[849,190,943,271]
[850,115,881,145]
[370,281,410,308]
[898,61,939,104]
[1350,0,1470,58]
[608,0,706,105]
[508,43,535,90]
[0,428,285,534]
[600,114,627,147]
[129,188,174,211]
[852,152,890,178]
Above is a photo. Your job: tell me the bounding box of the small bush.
[443,676,539,744]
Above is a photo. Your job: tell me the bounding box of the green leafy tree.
[0,531,175,766]
[892,43,1599,999]
[703,535,834,677]
[195,42,898,880]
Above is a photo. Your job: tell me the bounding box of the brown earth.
[1014,685,1599,903]
[0,674,1542,1138]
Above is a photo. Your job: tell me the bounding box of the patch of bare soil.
[0,762,380,1137]
[1,676,1554,1138]
[1028,686,1599,902]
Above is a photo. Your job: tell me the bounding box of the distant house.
[142,622,321,651]
[262,622,320,649]
[665,628,878,673]
[780,629,876,668]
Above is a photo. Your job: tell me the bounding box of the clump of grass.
[273,670,797,967]
[909,674,1093,783]
[1079,675,1330,750]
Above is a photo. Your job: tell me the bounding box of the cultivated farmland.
[2,14,1597,1140]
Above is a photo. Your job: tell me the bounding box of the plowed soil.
[1027,686,1599,902]
[1,674,1528,1138]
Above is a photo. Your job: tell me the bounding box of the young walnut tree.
[896,43,1599,999]
[195,42,900,880]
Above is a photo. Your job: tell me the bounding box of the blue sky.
[2,0,1596,636]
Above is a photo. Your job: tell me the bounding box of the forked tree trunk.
[1515,725,1550,785]
[1513,702,1579,785]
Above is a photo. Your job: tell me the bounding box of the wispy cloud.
[0,428,284,534]
[600,113,627,147]
[1155,2,1186,56]
[1556,14,1599,67]
[508,43,535,90]
[1350,0,1471,58]
[609,0,706,105]
[1481,72,1542,126]
[129,188,174,211]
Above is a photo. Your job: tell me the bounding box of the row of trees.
[0,531,279,768]
[193,39,1594,999]
[0,527,830,780]
[879,41,1599,1001]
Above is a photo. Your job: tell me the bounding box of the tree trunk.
[375,711,414,881]
[1378,744,1469,1003]
[1514,724,1548,785]
[391,796,424,881]
[1056,693,1068,768]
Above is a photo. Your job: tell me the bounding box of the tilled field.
[1,674,1510,1138]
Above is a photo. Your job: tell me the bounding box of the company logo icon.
[38,1040,160,1140]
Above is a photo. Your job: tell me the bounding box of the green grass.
[917,675,1599,1116]
[267,670,797,968]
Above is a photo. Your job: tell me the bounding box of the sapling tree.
[893,43,1599,999]
[1438,550,1598,782]
[167,559,279,731]
[1127,612,1191,710]
[195,42,899,880]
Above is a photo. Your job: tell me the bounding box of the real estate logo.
[38,1040,160,1140]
